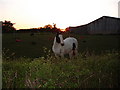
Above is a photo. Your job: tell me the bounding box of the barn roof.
[69,16,120,29]
[88,16,120,25]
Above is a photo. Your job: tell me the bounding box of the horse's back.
[64,37,78,46]
[63,37,78,54]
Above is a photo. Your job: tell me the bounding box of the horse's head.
[56,32,64,45]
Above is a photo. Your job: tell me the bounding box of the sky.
[0,0,120,30]
[118,1,120,18]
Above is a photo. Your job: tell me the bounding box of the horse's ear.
[56,31,62,35]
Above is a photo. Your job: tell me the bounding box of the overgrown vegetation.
[2,32,120,88]
[2,51,120,88]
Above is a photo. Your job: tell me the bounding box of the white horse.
[52,32,78,59]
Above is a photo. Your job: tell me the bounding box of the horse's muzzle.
[61,43,64,46]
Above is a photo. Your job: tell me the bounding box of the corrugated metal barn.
[69,16,120,34]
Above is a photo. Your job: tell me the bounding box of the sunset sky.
[0,0,119,30]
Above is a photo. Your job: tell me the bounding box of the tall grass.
[2,51,120,88]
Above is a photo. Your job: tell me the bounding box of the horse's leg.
[60,48,64,59]
[55,54,60,59]
[60,53,64,59]
[74,49,78,59]
[69,50,78,59]
[69,51,73,59]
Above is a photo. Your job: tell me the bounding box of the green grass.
[2,51,120,88]
[2,32,120,58]
[2,32,120,88]
[2,32,55,58]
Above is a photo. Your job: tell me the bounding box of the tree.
[2,20,16,33]
[43,24,53,29]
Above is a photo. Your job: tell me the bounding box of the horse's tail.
[72,43,76,55]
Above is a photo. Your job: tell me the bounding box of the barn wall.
[69,16,120,35]
[88,18,106,34]
[88,17,120,34]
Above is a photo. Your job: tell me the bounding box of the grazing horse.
[52,32,78,59]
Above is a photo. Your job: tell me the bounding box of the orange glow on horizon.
[60,29,66,32]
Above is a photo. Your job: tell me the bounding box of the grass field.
[2,32,120,88]
[2,52,120,88]
[2,32,120,58]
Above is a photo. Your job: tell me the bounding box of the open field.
[2,32,120,58]
[2,52,120,88]
[2,32,120,88]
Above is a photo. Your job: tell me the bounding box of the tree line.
[2,20,65,33]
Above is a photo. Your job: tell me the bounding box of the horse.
[52,32,78,59]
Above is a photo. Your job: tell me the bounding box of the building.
[69,16,120,35]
